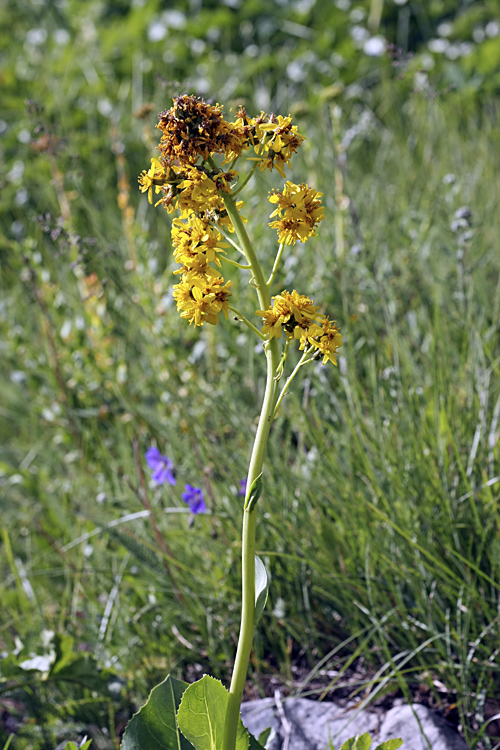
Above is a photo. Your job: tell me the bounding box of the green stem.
[222,344,278,750]
[220,189,280,750]
[267,242,285,286]
[273,348,314,418]
[233,161,260,196]
[222,257,252,270]
[229,306,267,339]
[220,189,271,312]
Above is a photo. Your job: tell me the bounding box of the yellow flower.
[138,158,168,204]
[300,317,343,366]
[254,115,305,178]
[172,273,232,327]
[256,290,321,340]
[171,216,229,273]
[268,182,325,245]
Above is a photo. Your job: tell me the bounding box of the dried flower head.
[156,95,248,166]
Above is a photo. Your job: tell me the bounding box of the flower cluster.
[145,446,206,515]
[268,181,325,245]
[156,95,248,165]
[252,114,305,178]
[138,95,307,327]
[256,290,342,365]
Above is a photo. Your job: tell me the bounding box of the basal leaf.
[121,674,192,750]
[254,555,269,624]
[177,675,248,750]
[375,740,403,750]
[248,729,267,749]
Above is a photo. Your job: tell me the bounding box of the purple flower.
[182,484,207,515]
[145,446,176,486]
[238,478,247,497]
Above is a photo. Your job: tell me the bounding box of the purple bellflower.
[182,484,207,514]
[145,446,176,486]
[238,478,247,497]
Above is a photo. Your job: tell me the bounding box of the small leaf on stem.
[254,555,269,624]
[245,473,263,512]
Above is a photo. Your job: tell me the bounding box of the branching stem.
[229,306,266,339]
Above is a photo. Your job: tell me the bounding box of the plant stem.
[229,306,267,339]
[273,348,314,418]
[267,242,285,286]
[221,190,280,750]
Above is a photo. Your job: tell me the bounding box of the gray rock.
[241,697,468,750]
[379,704,468,750]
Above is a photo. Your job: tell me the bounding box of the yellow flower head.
[256,290,321,340]
[171,216,229,273]
[173,273,232,326]
[268,181,325,245]
[300,317,343,366]
[254,115,305,178]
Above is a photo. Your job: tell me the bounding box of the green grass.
[2,1,500,748]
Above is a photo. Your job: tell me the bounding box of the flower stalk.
[136,94,343,750]
[214,185,280,750]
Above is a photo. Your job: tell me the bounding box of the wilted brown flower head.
[157,95,248,166]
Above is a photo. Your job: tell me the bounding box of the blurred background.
[2,0,500,748]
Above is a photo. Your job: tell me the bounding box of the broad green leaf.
[121,674,192,750]
[248,733,266,750]
[254,555,269,624]
[245,473,263,512]
[246,728,268,749]
[375,740,403,750]
[341,735,372,750]
[177,675,248,750]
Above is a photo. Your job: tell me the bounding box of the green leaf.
[375,740,403,750]
[177,675,248,750]
[50,634,76,675]
[254,555,269,624]
[247,728,268,749]
[121,674,192,750]
[257,728,271,747]
[340,735,372,750]
[245,473,263,512]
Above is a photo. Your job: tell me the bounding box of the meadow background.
[2,0,500,747]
